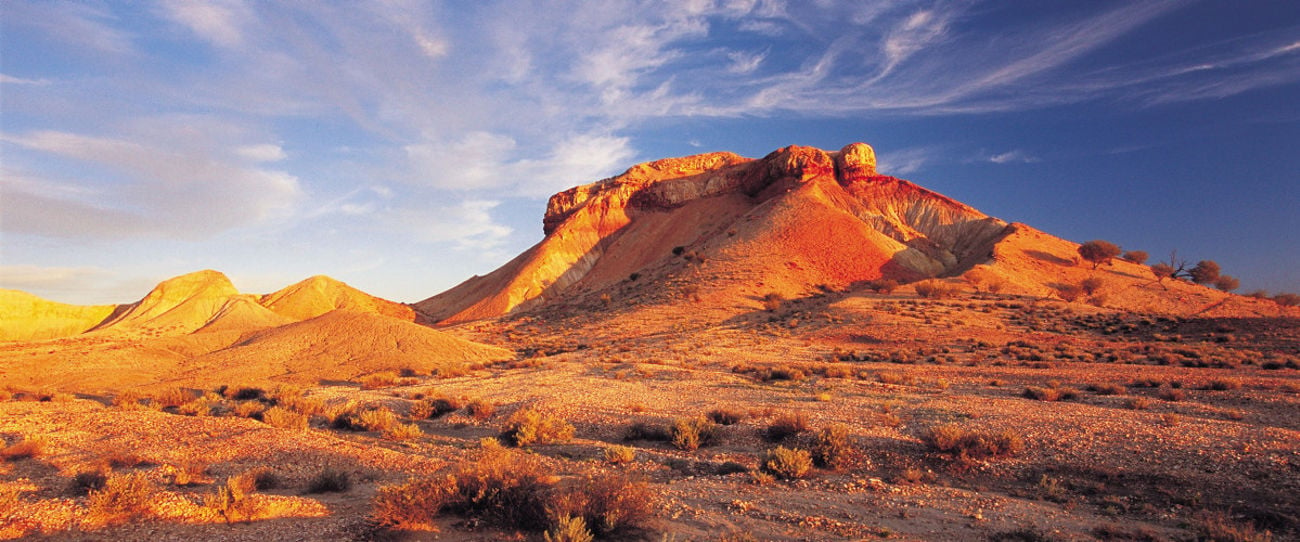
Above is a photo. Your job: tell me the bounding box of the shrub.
[1188,260,1221,284]
[1274,293,1300,307]
[86,472,156,528]
[69,470,109,496]
[465,399,496,420]
[706,407,745,425]
[263,406,309,430]
[764,412,811,442]
[177,396,217,416]
[359,371,402,390]
[384,422,424,441]
[545,515,594,542]
[1151,262,1175,284]
[1121,250,1149,265]
[1080,277,1105,295]
[922,424,1023,461]
[603,445,635,464]
[670,415,718,451]
[500,408,575,447]
[1078,240,1121,269]
[371,475,457,531]
[226,386,265,401]
[449,448,555,531]
[915,280,959,299]
[1215,275,1240,292]
[1056,284,1084,302]
[1087,383,1126,395]
[112,391,148,410]
[233,400,266,419]
[867,279,899,294]
[1,437,45,461]
[624,422,670,442]
[761,292,784,311]
[549,474,656,537]
[409,400,434,419]
[810,423,850,469]
[355,408,399,432]
[305,468,351,493]
[1156,386,1185,401]
[1023,386,1079,401]
[1193,510,1275,542]
[1204,378,1241,391]
[1125,397,1152,410]
[760,447,812,480]
[204,473,259,524]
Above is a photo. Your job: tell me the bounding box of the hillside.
[0,289,116,342]
[416,143,1282,324]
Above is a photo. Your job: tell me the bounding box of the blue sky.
[2,0,1297,304]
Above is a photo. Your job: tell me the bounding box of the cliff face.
[416,142,1012,323]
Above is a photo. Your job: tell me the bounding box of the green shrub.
[760,447,812,480]
[500,407,575,447]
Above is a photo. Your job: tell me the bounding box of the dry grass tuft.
[384,422,424,441]
[263,406,309,430]
[1193,510,1274,542]
[545,514,594,542]
[603,445,636,464]
[915,280,960,299]
[706,407,745,425]
[760,446,812,480]
[1,437,45,461]
[669,415,718,451]
[922,424,1023,463]
[500,407,575,447]
[204,472,260,524]
[764,412,811,442]
[305,468,351,494]
[85,471,156,528]
[465,399,496,420]
[810,423,851,470]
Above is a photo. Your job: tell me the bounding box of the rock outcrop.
[416,143,1012,323]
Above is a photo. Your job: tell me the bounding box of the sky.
[1,0,1298,305]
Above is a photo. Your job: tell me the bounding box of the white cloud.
[0,74,51,86]
[393,200,513,250]
[1,123,302,239]
[727,50,767,74]
[405,132,634,197]
[235,144,287,163]
[987,150,1039,164]
[158,0,252,49]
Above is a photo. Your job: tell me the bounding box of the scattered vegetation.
[914,280,959,299]
[500,407,575,447]
[85,472,157,528]
[922,424,1024,464]
[764,412,811,442]
[706,407,745,425]
[760,446,812,480]
[603,445,635,464]
[0,437,45,461]
[810,423,850,470]
[305,468,352,493]
[669,415,718,451]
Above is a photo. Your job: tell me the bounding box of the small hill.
[0,289,117,342]
[173,310,513,387]
[91,269,242,334]
[259,275,414,321]
[194,296,295,334]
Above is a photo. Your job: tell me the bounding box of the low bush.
[1086,383,1126,395]
[85,472,156,528]
[1204,379,1242,391]
[263,406,309,430]
[810,423,850,469]
[545,515,594,542]
[760,447,812,480]
[1156,386,1185,401]
[204,473,259,524]
[915,280,959,299]
[1023,386,1079,401]
[603,445,635,464]
[764,412,811,442]
[0,437,45,461]
[305,468,351,494]
[465,399,496,420]
[500,407,575,447]
[624,422,670,442]
[706,407,745,425]
[670,415,718,451]
[384,422,424,441]
[371,474,457,531]
[69,470,108,496]
[922,424,1023,462]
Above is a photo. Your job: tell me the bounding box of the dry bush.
[669,415,718,451]
[448,448,554,531]
[371,474,457,531]
[1,437,45,461]
[922,424,1023,462]
[263,406,309,430]
[69,470,109,496]
[384,422,424,441]
[1156,386,1185,401]
[112,391,148,410]
[85,472,156,528]
[549,474,656,537]
[1125,397,1152,410]
[233,400,266,419]
[1274,293,1300,307]
[1121,250,1149,265]
[914,280,959,299]
[1056,284,1084,302]
[248,468,282,491]
[359,371,403,389]
[765,412,811,442]
[169,460,208,487]
[331,406,398,432]
[1087,383,1126,395]
[465,399,496,420]
[305,468,351,494]
[1193,510,1274,542]
[603,445,635,464]
[760,447,812,480]
[1078,240,1121,269]
[409,399,434,419]
[177,395,218,416]
[865,279,900,294]
[545,515,594,542]
[224,386,266,401]
[1205,378,1242,391]
[1080,277,1105,295]
[706,407,745,426]
[624,422,670,442]
[1023,386,1079,401]
[761,292,784,311]
[428,396,462,418]
[151,388,194,409]
[500,407,575,447]
[810,423,850,470]
[269,386,324,416]
[204,473,259,524]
